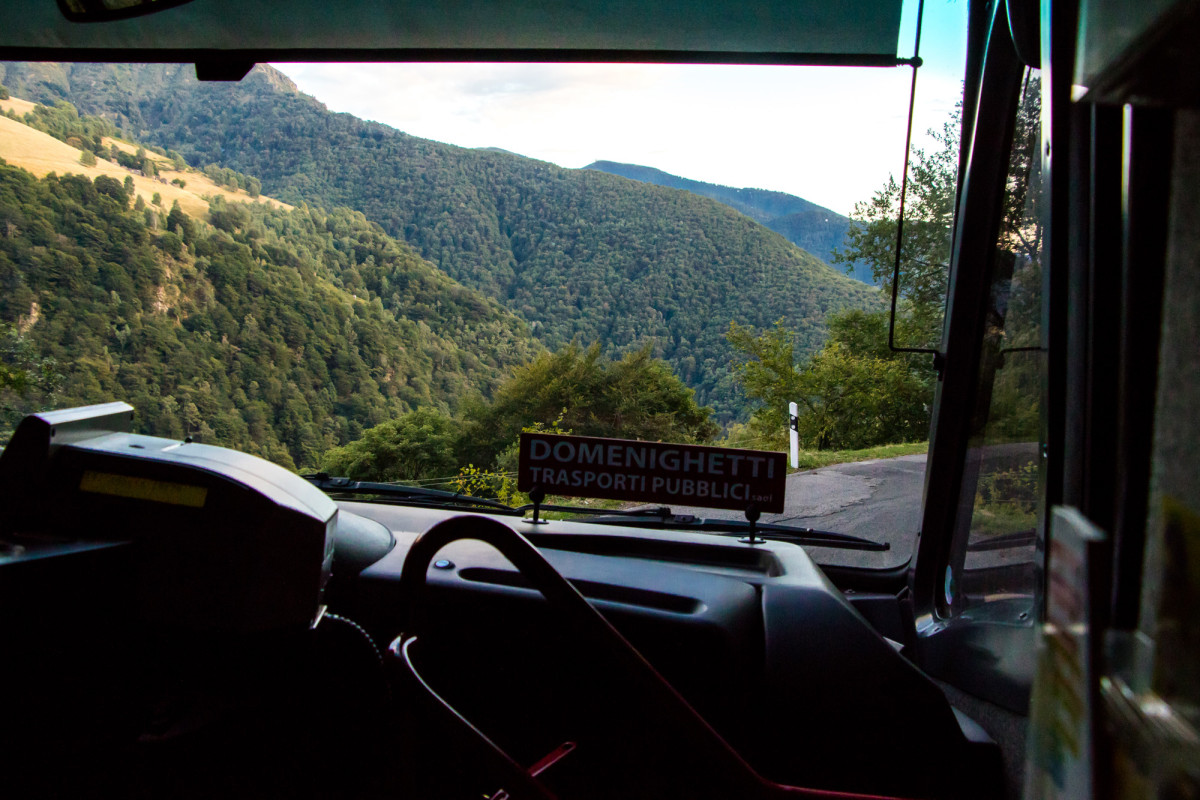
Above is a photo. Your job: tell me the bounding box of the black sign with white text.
[517,433,786,513]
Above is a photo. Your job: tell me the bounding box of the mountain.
[476,147,524,157]
[0,152,539,468]
[584,161,876,285]
[0,62,880,421]
[0,93,287,218]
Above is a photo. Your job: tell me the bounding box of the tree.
[115,150,140,170]
[80,149,97,167]
[1,323,62,443]
[972,74,1044,443]
[209,196,250,232]
[724,109,968,450]
[320,408,460,482]
[0,160,537,469]
[94,175,126,203]
[458,342,718,468]
[791,342,929,450]
[166,199,194,241]
[728,316,931,451]
[725,320,802,438]
[833,112,960,348]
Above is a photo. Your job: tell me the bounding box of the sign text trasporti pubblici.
[517,433,787,513]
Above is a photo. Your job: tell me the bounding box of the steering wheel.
[391,514,906,800]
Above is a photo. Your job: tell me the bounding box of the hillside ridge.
[0,61,880,421]
[585,160,875,285]
[0,93,290,218]
[0,114,542,466]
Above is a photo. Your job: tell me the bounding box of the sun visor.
[1,0,905,66]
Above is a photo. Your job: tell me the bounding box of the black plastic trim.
[0,47,909,67]
[1109,105,1173,628]
[911,0,1026,626]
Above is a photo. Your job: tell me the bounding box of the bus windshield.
[0,0,967,571]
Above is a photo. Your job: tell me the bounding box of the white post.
[788,401,799,469]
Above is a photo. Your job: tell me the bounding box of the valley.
[0,62,880,421]
[585,160,876,285]
[0,62,923,483]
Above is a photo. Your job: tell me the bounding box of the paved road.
[671,454,928,569]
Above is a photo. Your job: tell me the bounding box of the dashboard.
[0,404,998,799]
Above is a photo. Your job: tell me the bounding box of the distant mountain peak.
[247,64,301,95]
[584,160,875,285]
[475,146,522,156]
[588,161,791,199]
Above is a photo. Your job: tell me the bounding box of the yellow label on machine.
[80,470,208,508]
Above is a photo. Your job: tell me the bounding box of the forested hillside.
[585,160,875,285]
[0,159,539,468]
[0,62,879,420]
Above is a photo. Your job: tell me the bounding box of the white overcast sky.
[273,1,966,216]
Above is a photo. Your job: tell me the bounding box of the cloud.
[277,57,963,216]
[272,0,969,214]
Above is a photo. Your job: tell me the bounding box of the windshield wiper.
[305,475,885,551]
[302,474,519,514]
[515,504,885,549]
[578,513,888,551]
[305,476,681,519]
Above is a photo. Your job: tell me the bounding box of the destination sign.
[517,433,787,513]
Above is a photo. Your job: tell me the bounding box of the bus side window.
[943,68,1045,618]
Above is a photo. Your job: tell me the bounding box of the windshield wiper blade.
[503,496,886,551]
[302,474,518,513]
[576,513,888,551]
[303,479,885,551]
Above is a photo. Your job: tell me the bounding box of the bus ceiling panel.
[2,0,906,66]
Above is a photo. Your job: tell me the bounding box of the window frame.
[908,0,1037,713]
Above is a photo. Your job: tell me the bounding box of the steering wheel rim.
[396,514,609,643]
[394,514,906,800]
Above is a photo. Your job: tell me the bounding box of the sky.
[273,1,966,217]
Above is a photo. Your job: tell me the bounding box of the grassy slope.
[790,440,928,471]
[0,95,291,218]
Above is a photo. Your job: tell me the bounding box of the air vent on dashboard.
[524,532,783,576]
[458,566,703,614]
